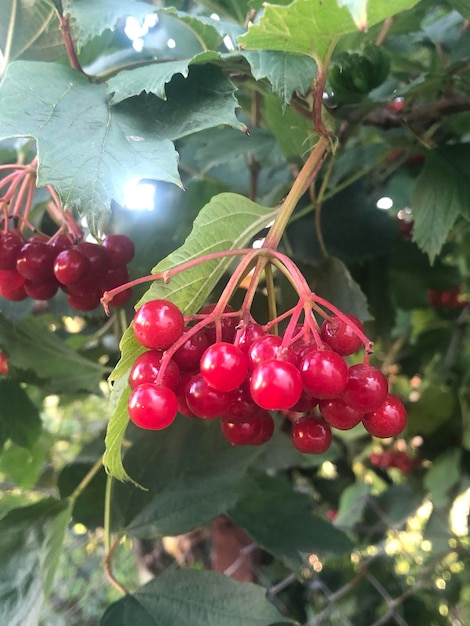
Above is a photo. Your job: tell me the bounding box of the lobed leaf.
[412,145,470,262]
[243,50,317,107]
[101,569,290,626]
[0,61,180,233]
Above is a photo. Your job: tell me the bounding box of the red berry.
[250,360,302,410]
[185,373,233,419]
[76,241,108,277]
[53,248,90,285]
[200,342,248,392]
[128,384,177,430]
[222,382,261,423]
[291,417,332,454]
[0,231,24,270]
[16,241,55,282]
[129,350,180,391]
[133,299,184,350]
[103,234,135,265]
[67,291,101,311]
[249,410,275,445]
[320,314,364,355]
[247,335,296,370]
[343,364,388,412]
[319,397,364,430]
[221,418,261,446]
[235,323,266,354]
[173,329,209,371]
[0,350,8,375]
[300,349,348,399]
[200,304,239,343]
[362,395,407,438]
[0,268,25,293]
[100,265,129,291]
[24,277,59,300]
[49,234,73,254]
[108,287,132,308]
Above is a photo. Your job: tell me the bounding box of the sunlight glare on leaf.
[123,179,156,211]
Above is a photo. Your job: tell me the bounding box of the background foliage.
[1,0,470,624]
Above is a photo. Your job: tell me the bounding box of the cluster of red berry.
[369,450,422,475]
[427,286,469,309]
[0,231,134,311]
[126,298,408,454]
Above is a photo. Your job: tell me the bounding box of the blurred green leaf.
[0,379,41,450]
[0,315,106,394]
[424,449,461,507]
[101,569,291,626]
[0,499,71,626]
[229,472,353,569]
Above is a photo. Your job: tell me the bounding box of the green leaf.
[121,64,245,140]
[311,256,371,322]
[335,481,369,529]
[0,61,181,232]
[113,419,262,538]
[106,52,221,104]
[406,382,456,436]
[63,0,154,47]
[101,569,290,626]
[238,0,421,63]
[244,50,317,106]
[424,449,461,507]
[229,473,353,569]
[263,93,316,163]
[0,315,106,394]
[0,440,46,489]
[0,499,71,626]
[0,379,41,450]
[0,0,59,64]
[412,146,470,262]
[103,376,132,483]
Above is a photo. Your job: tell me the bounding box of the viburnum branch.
[103,534,129,596]
[263,135,331,249]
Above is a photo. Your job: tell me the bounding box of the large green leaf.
[101,570,290,626]
[244,50,317,106]
[0,439,46,489]
[238,0,421,63]
[105,193,276,482]
[411,146,470,262]
[0,315,106,394]
[0,0,59,66]
[0,379,41,450]
[63,0,153,47]
[113,418,262,538]
[0,499,71,626]
[0,61,180,232]
[229,473,353,569]
[337,0,368,30]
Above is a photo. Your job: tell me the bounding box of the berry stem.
[101,247,257,312]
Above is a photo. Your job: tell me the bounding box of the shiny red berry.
[250,360,302,410]
[133,299,184,350]
[362,395,407,438]
[291,417,332,454]
[128,384,178,430]
[200,342,248,392]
